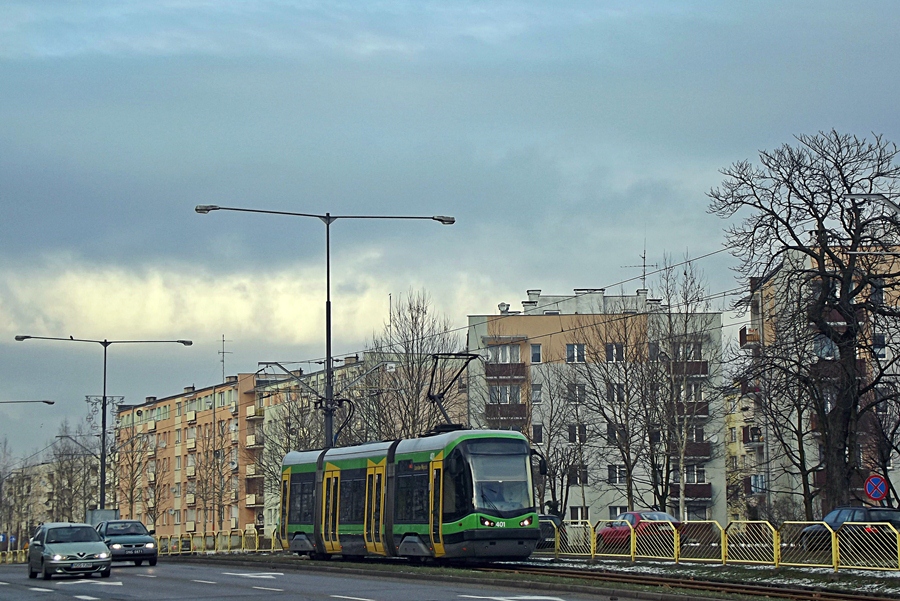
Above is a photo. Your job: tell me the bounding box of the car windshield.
[470,452,532,513]
[46,526,100,544]
[108,522,148,535]
[869,510,900,523]
[641,512,678,522]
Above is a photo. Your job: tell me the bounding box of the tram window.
[443,448,473,522]
[289,475,315,524]
[340,478,366,524]
[396,472,429,523]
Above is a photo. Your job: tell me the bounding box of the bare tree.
[114,413,154,519]
[709,130,900,511]
[48,420,98,522]
[360,289,463,440]
[143,452,171,531]
[194,420,229,534]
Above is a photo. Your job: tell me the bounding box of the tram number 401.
[496,522,506,527]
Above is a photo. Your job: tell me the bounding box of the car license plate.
[125,550,136,554]
[72,562,92,569]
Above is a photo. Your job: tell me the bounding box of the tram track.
[475,564,898,601]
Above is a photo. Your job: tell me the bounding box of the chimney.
[144,396,156,403]
[184,385,195,393]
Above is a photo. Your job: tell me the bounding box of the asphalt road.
[0,561,616,601]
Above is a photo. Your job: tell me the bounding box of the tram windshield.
[468,440,533,514]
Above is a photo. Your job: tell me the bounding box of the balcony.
[484,403,528,429]
[485,363,527,381]
[230,517,239,530]
[185,521,195,532]
[186,410,197,423]
[246,493,263,507]
[186,465,196,478]
[229,490,237,503]
[186,438,196,450]
[231,431,239,444]
[146,447,155,458]
[147,472,155,483]
[245,464,263,478]
[146,420,156,432]
[246,434,263,448]
[742,426,764,447]
[677,402,709,418]
[669,482,712,500]
[683,441,712,459]
[739,326,760,349]
[185,493,195,505]
[230,403,238,415]
[246,405,264,420]
[146,499,155,509]
[666,361,709,377]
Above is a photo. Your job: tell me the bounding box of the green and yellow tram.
[281,428,540,560]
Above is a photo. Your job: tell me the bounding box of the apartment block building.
[114,372,279,537]
[467,288,726,524]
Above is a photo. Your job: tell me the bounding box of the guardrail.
[532,518,900,572]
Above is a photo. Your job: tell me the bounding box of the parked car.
[800,506,900,550]
[96,520,158,566]
[27,522,111,580]
[536,515,567,550]
[597,511,680,548]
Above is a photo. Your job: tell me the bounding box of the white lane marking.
[74,596,100,600]
[254,586,284,592]
[332,596,376,601]
[192,579,217,584]
[0,582,7,585]
[29,588,53,592]
[57,580,122,586]
[135,574,157,577]
[460,597,566,601]
[222,571,283,579]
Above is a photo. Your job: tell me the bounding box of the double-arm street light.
[195,204,455,448]
[14,335,192,508]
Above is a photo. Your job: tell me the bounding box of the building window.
[570,506,589,521]
[488,344,520,364]
[606,382,625,404]
[680,464,706,484]
[566,343,585,363]
[874,333,886,358]
[175,429,182,444]
[814,334,839,360]
[607,465,627,485]
[568,423,587,444]
[566,383,586,404]
[676,341,702,360]
[531,344,542,363]
[175,456,181,471]
[729,456,738,470]
[489,385,520,404]
[687,425,704,442]
[682,381,702,402]
[568,464,589,485]
[687,505,708,520]
[750,474,766,494]
[532,425,543,444]
[607,423,626,445]
[605,343,624,362]
[609,506,628,520]
[176,402,182,416]
[531,383,543,404]
[648,342,660,362]
[174,482,181,497]
[729,427,737,443]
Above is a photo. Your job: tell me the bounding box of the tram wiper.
[480,492,499,511]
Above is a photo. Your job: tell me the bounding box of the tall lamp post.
[0,400,55,405]
[14,335,192,509]
[196,204,454,448]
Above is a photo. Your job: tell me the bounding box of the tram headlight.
[480,516,496,527]
[519,517,533,527]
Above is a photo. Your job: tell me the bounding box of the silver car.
[28,522,112,580]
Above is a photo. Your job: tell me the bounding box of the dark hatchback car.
[801,506,900,549]
[96,520,158,566]
[536,515,567,549]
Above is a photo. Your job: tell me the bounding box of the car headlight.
[52,554,63,561]
[145,542,155,549]
[99,552,109,559]
[111,543,123,549]
[480,516,496,527]
[519,517,533,527]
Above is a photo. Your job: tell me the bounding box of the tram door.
[322,465,341,554]
[429,454,445,557]
[280,472,290,542]
[364,459,386,555]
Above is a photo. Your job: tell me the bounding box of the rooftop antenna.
[219,335,233,382]
[621,242,658,289]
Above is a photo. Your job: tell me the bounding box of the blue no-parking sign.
[865,474,888,501]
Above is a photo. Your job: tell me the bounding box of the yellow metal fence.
[532,518,900,572]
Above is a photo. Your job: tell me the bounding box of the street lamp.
[14,335,192,508]
[0,400,54,405]
[196,204,454,448]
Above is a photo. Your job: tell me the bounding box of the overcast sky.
[2,1,899,459]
